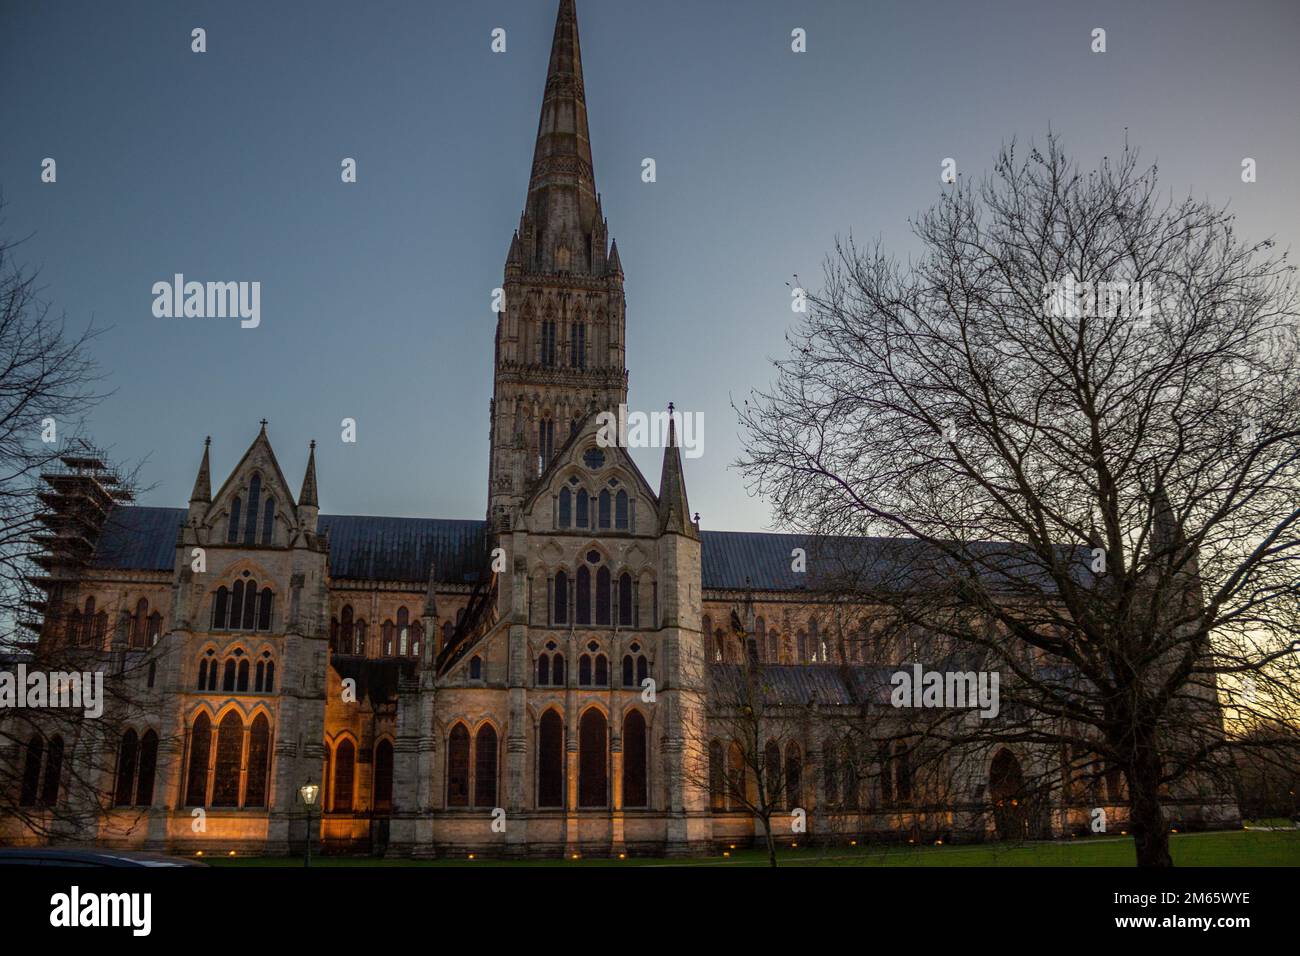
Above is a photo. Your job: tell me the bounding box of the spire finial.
[190,435,212,503]
[522,0,598,272]
[299,440,319,509]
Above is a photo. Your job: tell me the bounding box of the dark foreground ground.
[203,826,1299,867]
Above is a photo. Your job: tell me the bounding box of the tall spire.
[190,436,212,503]
[299,440,319,509]
[658,404,696,537]
[524,0,599,273]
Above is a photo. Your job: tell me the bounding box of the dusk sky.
[2,0,1297,530]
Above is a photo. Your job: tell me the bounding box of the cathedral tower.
[487,0,628,532]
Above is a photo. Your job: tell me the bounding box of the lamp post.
[299,780,319,868]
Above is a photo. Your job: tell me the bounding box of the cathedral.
[2,0,1235,858]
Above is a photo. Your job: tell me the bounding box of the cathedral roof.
[709,664,898,707]
[87,507,1090,594]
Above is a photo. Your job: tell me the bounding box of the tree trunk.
[760,815,778,868]
[1126,742,1173,867]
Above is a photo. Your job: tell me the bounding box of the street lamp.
[299,780,320,868]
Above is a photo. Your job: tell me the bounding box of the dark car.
[0,847,206,867]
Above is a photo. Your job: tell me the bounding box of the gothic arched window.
[785,742,802,809]
[227,496,241,542]
[726,742,746,810]
[333,738,355,812]
[764,740,782,807]
[185,712,212,806]
[708,740,725,811]
[538,418,555,474]
[621,654,634,687]
[636,655,648,686]
[615,490,628,529]
[382,620,394,656]
[245,714,271,808]
[618,572,633,626]
[579,654,592,686]
[261,496,275,544]
[552,653,565,686]
[576,489,589,528]
[578,709,608,808]
[230,581,244,630]
[137,730,158,806]
[596,566,611,625]
[576,566,591,624]
[571,321,586,368]
[823,738,839,806]
[131,598,149,649]
[537,654,550,686]
[397,607,409,656]
[222,659,236,692]
[558,488,571,528]
[598,490,611,529]
[211,711,243,807]
[40,736,63,807]
[373,739,394,812]
[212,587,229,629]
[244,473,262,545]
[114,729,138,807]
[537,710,564,808]
[541,319,557,367]
[469,655,482,680]
[842,741,860,810]
[474,725,498,808]
[242,579,258,630]
[237,658,250,693]
[446,724,470,807]
[19,736,43,807]
[623,709,648,808]
[257,588,273,631]
[594,654,608,686]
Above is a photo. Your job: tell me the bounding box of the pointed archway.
[989,748,1027,841]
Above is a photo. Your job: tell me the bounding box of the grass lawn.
[205,828,1300,867]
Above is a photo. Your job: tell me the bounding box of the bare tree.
[0,222,105,656]
[0,221,157,840]
[684,608,806,867]
[737,134,1300,867]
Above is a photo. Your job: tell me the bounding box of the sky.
[1,0,1297,530]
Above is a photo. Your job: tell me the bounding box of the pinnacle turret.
[299,440,319,509]
[658,404,696,538]
[190,437,212,503]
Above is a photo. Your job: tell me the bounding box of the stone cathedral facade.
[2,1,1235,858]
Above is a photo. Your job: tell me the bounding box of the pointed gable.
[521,405,658,530]
[208,424,299,543]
